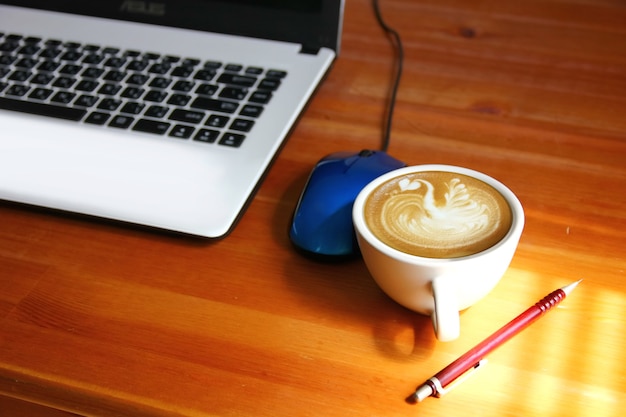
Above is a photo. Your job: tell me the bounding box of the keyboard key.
[194,128,219,143]
[219,86,248,100]
[145,90,168,102]
[230,118,255,132]
[75,95,98,107]
[5,84,30,97]
[196,84,218,96]
[172,80,195,92]
[258,78,281,90]
[97,98,121,111]
[51,91,76,104]
[249,90,272,104]
[240,104,263,118]
[145,105,168,118]
[217,73,257,87]
[191,97,238,113]
[85,112,110,125]
[167,94,191,106]
[120,102,145,115]
[219,132,245,148]
[206,114,230,128]
[109,115,135,129]
[133,119,170,135]
[121,87,145,99]
[267,69,287,78]
[98,83,122,95]
[169,124,195,139]
[0,96,86,121]
[149,77,171,89]
[28,87,53,101]
[169,109,205,124]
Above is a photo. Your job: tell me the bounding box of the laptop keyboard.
[0,32,287,148]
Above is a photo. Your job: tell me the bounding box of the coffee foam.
[364,171,512,258]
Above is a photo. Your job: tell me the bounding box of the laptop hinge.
[299,44,321,55]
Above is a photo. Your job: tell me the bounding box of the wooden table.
[2,0,625,416]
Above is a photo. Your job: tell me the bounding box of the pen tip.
[405,394,418,405]
[561,279,583,296]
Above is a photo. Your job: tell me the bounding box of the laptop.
[0,0,343,237]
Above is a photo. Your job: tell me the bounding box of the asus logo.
[120,1,166,16]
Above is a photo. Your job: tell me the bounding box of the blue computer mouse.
[289,149,405,257]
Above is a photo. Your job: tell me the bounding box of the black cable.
[372,0,404,153]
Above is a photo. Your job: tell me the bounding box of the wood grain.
[1,0,625,416]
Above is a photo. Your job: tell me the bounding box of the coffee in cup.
[363,171,512,258]
[353,165,524,341]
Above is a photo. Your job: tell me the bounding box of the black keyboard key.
[144,90,168,102]
[145,105,168,118]
[167,94,191,106]
[82,67,105,79]
[196,84,218,96]
[59,64,82,75]
[172,80,195,92]
[9,70,31,82]
[127,60,149,72]
[171,66,194,78]
[37,60,60,72]
[0,96,86,121]
[133,119,170,135]
[191,97,238,113]
[120,102,145,115]
[29,87,53,101]
[148,62,171,74]
[249,90,272,104]
[258,78,281,90]
[51,91,76,104]
[169,109,205,124]
[216,73,257,87]
[98,83,122,95]
[206,114,230,128]
[75,95,98,107]
[230,118,255,132]
[127,74,149,85]
[5,84,30,97]
[219,86,248,100]
[194,69,216,81]
[109,115,135,129]
[239,104,263,118]
[83,54,104,65]
[52,76,76,89]
[103,70,125,82]
[60,50,83,61]
[97,98,121,111]
[15,57,38,69]
[149,77,171,89]
[75,80,99,92]
[194,128,219,143]
[224,63,243,72]
[85,112,110,125]
[266,69,287,79]
[31,73,54,85]
[169,124,195,139]
[121,86,145,99]
[219,132,245,148]
[103,56,127,68]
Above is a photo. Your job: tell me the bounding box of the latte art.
[364,172,512,258]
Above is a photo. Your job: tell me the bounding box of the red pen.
[406,280,582,404]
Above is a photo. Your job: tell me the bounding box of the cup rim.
[352,164,525,263]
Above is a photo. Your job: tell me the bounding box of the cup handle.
[431,277,460,341]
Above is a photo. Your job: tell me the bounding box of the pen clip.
[431,359,487,397]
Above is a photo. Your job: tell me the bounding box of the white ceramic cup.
[352,165,524,341]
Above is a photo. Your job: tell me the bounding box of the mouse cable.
[372,0,404,153]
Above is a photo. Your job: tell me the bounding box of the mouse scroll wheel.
[358,149,375,157]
